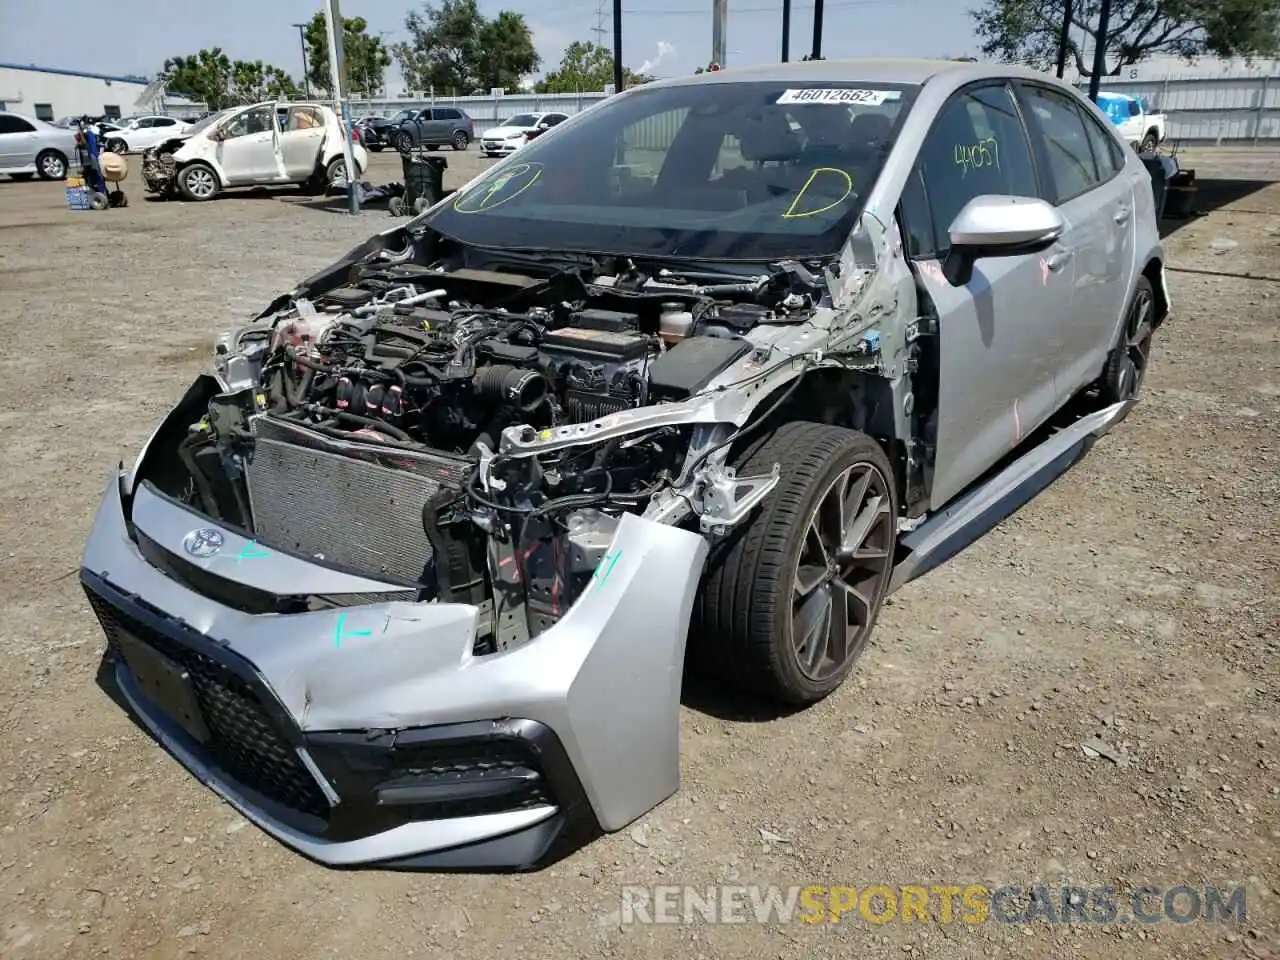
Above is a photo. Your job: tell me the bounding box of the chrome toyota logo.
[183,528,225,558]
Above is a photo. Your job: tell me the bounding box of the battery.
[540,326,651,363]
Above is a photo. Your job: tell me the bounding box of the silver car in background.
[81,58,1167,871]
[0,113,76,180]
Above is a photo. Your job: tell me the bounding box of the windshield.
[185,111,228,136]
[502,114,540,127]
[422,80,916,262]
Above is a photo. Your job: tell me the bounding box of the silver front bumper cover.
[82,473,708,866]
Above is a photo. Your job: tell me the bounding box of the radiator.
[244,416,472,585]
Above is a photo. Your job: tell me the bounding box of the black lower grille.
[391,739,553,819]
[85,589,330,821]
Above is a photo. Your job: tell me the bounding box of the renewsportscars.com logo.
[620,884,1247,926]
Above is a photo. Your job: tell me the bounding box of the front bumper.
[480,139,523,155]
[81,472,707,869]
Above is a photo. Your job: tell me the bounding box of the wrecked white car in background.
[141,101,368,201]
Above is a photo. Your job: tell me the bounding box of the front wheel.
[105,137,128,154]
[176,163,218,201]
[1140,131,1159,153]
[451,131,470,151]
[697,422,898,705]
[36,150,68,180]
[396,131,414,153]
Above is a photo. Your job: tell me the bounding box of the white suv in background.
[479,112,570,157]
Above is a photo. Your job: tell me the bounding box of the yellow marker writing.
[782,167,854,219]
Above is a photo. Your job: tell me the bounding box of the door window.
[221,105,275,139]
[286,106,323,131]
[0,115,34,133]
[1079,106,1125,180]
[34,103,54,121]
[544,114,568,126]
[1017,85,1099,203]
[908,84,1039,256]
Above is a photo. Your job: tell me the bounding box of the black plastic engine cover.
[647,336,751,401]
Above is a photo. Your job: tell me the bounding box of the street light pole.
[323,0,360,214]
[781,0,792,62]
[293,22,311,97]
[612,0,623,92]
[811,0,825,60]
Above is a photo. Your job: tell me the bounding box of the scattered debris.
[629,823,650,848]
[759,828,789,844]
[1080,737,1130,768]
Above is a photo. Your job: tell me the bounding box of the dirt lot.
[0,146,1276,960]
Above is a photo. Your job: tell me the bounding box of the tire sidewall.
[452,131,469,150]
[36,151,67,180]
[772,440,897,699]
[1099,275,1155,404]
[177,163,218,201]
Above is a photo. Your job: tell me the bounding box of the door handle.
[1114,206,1131,225]
[1046,250,1073,272]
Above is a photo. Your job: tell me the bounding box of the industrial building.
[0,62,199,121]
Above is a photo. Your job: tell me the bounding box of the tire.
[105,137,128,154]
[1140,131,1159,153]
[176,163,218,201]
[89,192,110,211]
[35,150,68,180]
[412,196,430,215]
[1097,275,1155,405]
[451,130,470,151]
[9,172,34,181]
[388,196,406,217]
[697,422,898,705]
[396,131,414,154]
[325,157,348,188]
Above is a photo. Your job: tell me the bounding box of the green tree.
[230,61,301,104]
[303,12,392,98]
[164,49,301,108]
[972,0,1280,76]
[393,0,539,94]
[534,41,651,93]
[164,48,234,110]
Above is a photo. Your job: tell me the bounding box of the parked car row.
[353,108,572,157]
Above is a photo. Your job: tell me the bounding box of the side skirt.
[889,399,1135,593]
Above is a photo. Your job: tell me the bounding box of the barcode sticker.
[775,88,901,106]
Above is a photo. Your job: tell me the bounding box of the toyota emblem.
[183,528,225,558]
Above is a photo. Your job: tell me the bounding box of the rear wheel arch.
[1141,256,1170,327]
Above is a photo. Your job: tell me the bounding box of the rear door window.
[1016,84,1100,203]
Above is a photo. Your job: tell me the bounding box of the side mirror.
[942,195,1064,287]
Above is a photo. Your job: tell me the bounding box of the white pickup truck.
[1095,92,1167,153]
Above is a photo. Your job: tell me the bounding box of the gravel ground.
[0,146,1276,960]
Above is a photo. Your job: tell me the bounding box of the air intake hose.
[472,364,548,412]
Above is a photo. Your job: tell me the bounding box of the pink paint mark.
[1039,257,1051,286]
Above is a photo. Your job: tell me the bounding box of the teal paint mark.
[234,540,271,562]
[595,550,622,589]
[334,613,373,649]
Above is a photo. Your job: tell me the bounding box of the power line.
[591,0,607,44]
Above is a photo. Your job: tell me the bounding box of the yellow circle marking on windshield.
[454,162,543,213]
[781,167,854,219]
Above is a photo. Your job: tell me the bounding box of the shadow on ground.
[1158,176,1273,239]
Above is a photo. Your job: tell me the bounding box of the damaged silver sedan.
[82,59,1167,870]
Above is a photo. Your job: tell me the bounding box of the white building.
[0,62,201,122]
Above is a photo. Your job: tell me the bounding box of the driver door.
[899,83,1068,508]
[214,104,282,184]
[279,104,326,180]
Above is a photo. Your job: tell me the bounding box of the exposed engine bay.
[150,229,902,652]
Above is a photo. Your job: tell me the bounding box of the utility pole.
[323,0,359,213]
[612,0,624,92]
[591,0,607,46]
[781,0,791,62]
[1054,0,1072,78]
[712,0,728,68]
[1087,0,1112,101]
[293,22,311,97]
[811,0,825,59]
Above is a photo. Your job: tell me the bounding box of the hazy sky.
[0,0,982,91]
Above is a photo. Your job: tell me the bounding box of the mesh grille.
[86,589,330,821]
[244,416,471,585]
